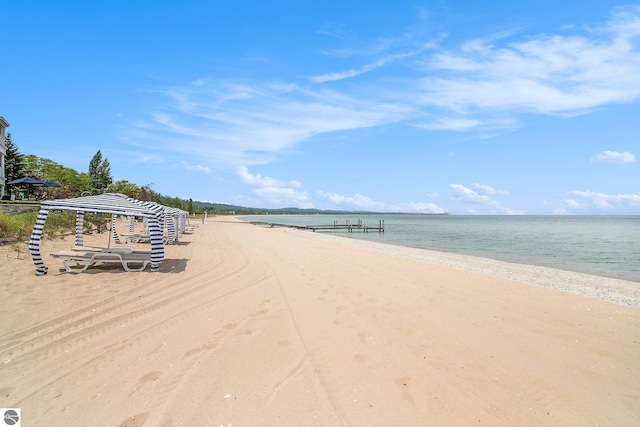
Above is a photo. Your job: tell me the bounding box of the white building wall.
[0,117,9,198]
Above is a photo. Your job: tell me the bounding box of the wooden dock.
[250,219,384,233]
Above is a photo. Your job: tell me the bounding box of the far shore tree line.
[3,133,196,214]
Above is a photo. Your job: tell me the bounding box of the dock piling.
[250,219,384,233]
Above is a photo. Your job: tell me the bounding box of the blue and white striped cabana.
[158,205,188,244]
[134,200,188,244]
[29,193,165,276]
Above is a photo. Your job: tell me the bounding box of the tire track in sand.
[3,227,273,410]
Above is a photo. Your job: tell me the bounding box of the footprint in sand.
[250,309,269,317]
[129,372,163,396]
[395,377,414,403]
[118,412,149,427]
[184,340,218,357]
[140,371,162,383]
[358,332,375,344]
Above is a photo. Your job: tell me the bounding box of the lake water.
[240,214,640,283]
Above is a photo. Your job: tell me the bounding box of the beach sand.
[1,217,638,426]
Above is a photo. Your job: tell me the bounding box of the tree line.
[3,133,195,214]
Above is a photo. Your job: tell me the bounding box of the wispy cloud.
[237,166,302,188]
[591,150,636,163]
[125,6,640,168]
[416,5,640,120]
[181,161,212,174]
[390,201,447,213]
[316,190,446,213]
[236,166,311,207]
[562,189,640,212]
[316,191,386,210]
[235,167,447,211]
[311,52,416,83]
[125,81,410,168]
[450,183,522,214]
[415,117,482,131]
[254,186,312,208]
[471,183,510,196]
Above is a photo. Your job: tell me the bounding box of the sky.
[1,1,639,214]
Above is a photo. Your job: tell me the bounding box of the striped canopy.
[29,193,165,275]
[143,202,189,244]
[114,200,189,245]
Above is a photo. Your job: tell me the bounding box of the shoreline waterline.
[305,230,640,308]
[240,214,640,283]
[2,217,639,425]
[239,216,640,308]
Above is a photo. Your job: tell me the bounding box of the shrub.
[0,211,36,241]
[0,211,110,241]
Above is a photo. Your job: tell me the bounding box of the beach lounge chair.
[71,245,151,255]
[122,233,151,244]
[50,249,152,272]
[183,224,197,234]
[124,232,178,245]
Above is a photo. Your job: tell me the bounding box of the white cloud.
[316,191,386,210]
[235,166,450,212]
[591,150,636,163]
[563,189,640,212]
[391,201,447,213]
[255,186,312,208]
[450,184,522,214]
[125,6,640,164]
[564,199,586,209]
[126,81,410,167]
[415,117,481,131]
[311,52,416,83]
[451,184,493,203]
[311,62,383,84]
[181,161,211,174]
[416,5,640,120]
[236,166,302,188]
[316,191,446,213]
[236,166,310,207]
[471,183,510,196]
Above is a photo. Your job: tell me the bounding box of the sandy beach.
[1,216,639,426]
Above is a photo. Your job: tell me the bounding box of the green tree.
[138,184,156,201]
[4,133,25,182]
[22,154,87,198]
[22,154,39,178]
[88,150,113,194]
[105,180,157,201]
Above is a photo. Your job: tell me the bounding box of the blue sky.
[2,1,639,214]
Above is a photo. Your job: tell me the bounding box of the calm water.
[240,215,640,282]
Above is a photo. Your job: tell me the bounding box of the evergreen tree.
[99,157,113,188]
[4,133,25,182]
[88,150,113,193]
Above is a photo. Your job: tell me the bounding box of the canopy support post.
[29,208,50,276]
